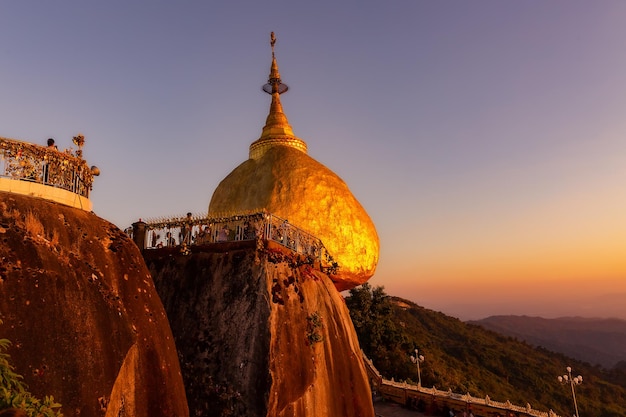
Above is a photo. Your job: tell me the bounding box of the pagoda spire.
[249,32,307,160]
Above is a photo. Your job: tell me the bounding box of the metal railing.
[0,136,96,198]
[362,352,561,417]
[132,211,331,263]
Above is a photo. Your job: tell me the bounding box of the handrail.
[130,211,334,265]
[0,136,96,198]
[362,352,560,417]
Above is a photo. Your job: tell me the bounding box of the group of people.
[142,213,325,261]
[150,223,235,248]
[148,213,271,249]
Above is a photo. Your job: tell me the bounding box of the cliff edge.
[146,241,374,417]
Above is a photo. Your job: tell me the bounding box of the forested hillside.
[345,284,626,417]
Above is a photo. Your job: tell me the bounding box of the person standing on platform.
[42,138,57,184]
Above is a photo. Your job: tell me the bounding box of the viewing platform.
[0,135,99,211]
[130,211,337,271]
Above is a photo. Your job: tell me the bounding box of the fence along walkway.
[131,211,332,262]
[362,353,561,417]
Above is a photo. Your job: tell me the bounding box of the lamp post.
[557,366,582,417]
[410,349,425,387]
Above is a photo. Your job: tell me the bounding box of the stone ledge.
[0,177,92,211]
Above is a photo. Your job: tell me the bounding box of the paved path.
[374,400,428,417]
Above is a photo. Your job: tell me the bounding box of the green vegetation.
[306,311,325,345]
[345,284,626,417]
[0,321,63,417]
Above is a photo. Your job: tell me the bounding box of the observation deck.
[0,136,98,211]
[130,211,337,273]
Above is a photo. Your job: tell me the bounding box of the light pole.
[557,366,582,417]
[410,349,425,387]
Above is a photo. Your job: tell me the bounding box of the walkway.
[363,352,559,417]
[131,211,333,266]
[375,400,427,417]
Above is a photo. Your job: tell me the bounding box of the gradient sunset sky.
[1,1,624,320]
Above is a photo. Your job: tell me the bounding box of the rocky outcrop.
[146,240,374,417]
[0,192,188,417]
[208,145,379,291]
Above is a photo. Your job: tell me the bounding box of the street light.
[410,349,425,387]
[557,366,582,417]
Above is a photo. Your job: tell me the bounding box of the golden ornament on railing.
[72,134,85,148]
[72,134,85,158]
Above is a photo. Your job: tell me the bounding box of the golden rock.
[209,33,379,290]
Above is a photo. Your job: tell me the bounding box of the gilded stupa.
[209,33,379,290]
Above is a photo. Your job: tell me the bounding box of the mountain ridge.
[469,315,626,369]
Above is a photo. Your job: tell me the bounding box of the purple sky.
[1,1,625,320]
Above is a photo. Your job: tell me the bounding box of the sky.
[1,1,625,320]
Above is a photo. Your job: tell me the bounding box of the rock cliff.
[0,192,188,417]
[146,240,374,417]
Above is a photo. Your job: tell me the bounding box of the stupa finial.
[263,32,288,95]
[249,32,307,159]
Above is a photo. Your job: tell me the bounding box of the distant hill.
[469,316,626,369]
[345,284,626,417]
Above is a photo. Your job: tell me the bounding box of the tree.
[0,321,62,417]
[345,284,410,379]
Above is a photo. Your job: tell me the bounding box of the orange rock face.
[209,146,379,291]
[0,192,188,417]
[146,241,375,417]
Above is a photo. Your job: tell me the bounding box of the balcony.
[0,135,98,211]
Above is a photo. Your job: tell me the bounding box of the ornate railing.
[0,136,96,198]
[362,352,561,417]
[131,211,331,262]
